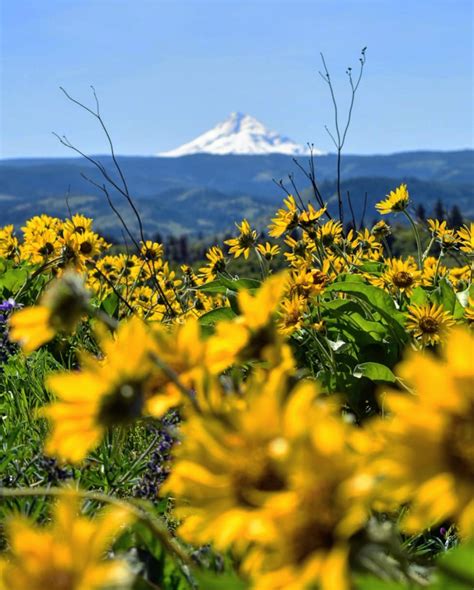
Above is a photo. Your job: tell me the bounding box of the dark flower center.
[98,380,145,427]
[79,241,93,255]
[393,271,413,288]
[39,242,55,256]
[419,317,439,334]
[444,404,474,480]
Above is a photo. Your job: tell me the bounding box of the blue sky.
[1,0,473,157]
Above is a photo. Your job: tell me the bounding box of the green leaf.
[197,276,260,295]
[346,312,388,342]
[434,541,474,589]
[0,266,29,297]
[354,362,397,383]
[198,306,236,326]
[353,575,407,590]
[195,570,248,590]
[326,281,407,343]
[432,278,465,319]
[410,286,430,306]
[100,292,119,317]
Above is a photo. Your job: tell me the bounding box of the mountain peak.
[159,113,323,157]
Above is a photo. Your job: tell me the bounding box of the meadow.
[0,180,473,590]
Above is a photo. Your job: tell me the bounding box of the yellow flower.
[287,263,331,299]
[225,219,258,259]
[448,265,471,292]
[19,227,62,265]
[43,317,185,462]
[375,183,410,215]
[457,222,473,255]
[372,257,421,296]
[199,245,227,279]
[207,273,290,368]
[268,195,299,238]
[242,390,368,590]
[298,203,326,229]
[374,328,474,536]
[277,296,307,336]
[284,234,316,267]
[139,239,164,261]
[0,225,19,260]
[164,368,367,590]
[162,368,293,551]
[256,242,280,261]
[406,303,455,347]
[316,220,343,248]
[353,228,383,259]
[62,214,94,236]
[371,220,391,239]
[465,296,474,324]
[421,256,448,286]
[0,492,134,590]
[63,230,108,271]
[9,272,90,353]
[427,219,458,250]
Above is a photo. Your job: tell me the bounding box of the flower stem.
[403,211,423,269]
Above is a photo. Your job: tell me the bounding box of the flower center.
[98,380,145,426]
[39,242,55,255]
[418,316,439,334]
[238,233,256,249]
[393,271,413,288]
[144,248,158,260]
[232,448,285,508]
[37,569,76,590]
[79,241,93,255]
[444,404,474,480]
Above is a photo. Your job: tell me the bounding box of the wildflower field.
[0,182,473,590]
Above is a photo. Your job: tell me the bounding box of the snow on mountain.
[159,112,323,157]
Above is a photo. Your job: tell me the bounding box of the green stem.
[403,210,423,269]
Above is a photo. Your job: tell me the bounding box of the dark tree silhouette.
[448,205,464,229]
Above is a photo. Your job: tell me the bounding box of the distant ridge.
[159,112,322,157]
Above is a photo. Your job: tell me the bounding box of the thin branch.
[360,191,368,230]
[346,190,357,230]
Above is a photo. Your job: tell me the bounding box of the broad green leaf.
[326,281,407,343]
[410,286,430,306]
[353,575,407,590]
[354,362,397,383]
[198,306,236,326]
[433,540,474,589]
[432,278,465,319]
[195,570,248,590]
[346,312,388,341]
[197,276,260,295]
[0,266,29,296]
[100,292,119,316]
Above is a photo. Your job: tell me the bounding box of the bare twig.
[319,48,367,225]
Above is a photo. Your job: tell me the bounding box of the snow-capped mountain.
[159,112,322,157]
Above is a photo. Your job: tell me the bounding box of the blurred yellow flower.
[43,317,186,462]
[9,272,90,353]
[374,328,474,536]
[0,492,134,590]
